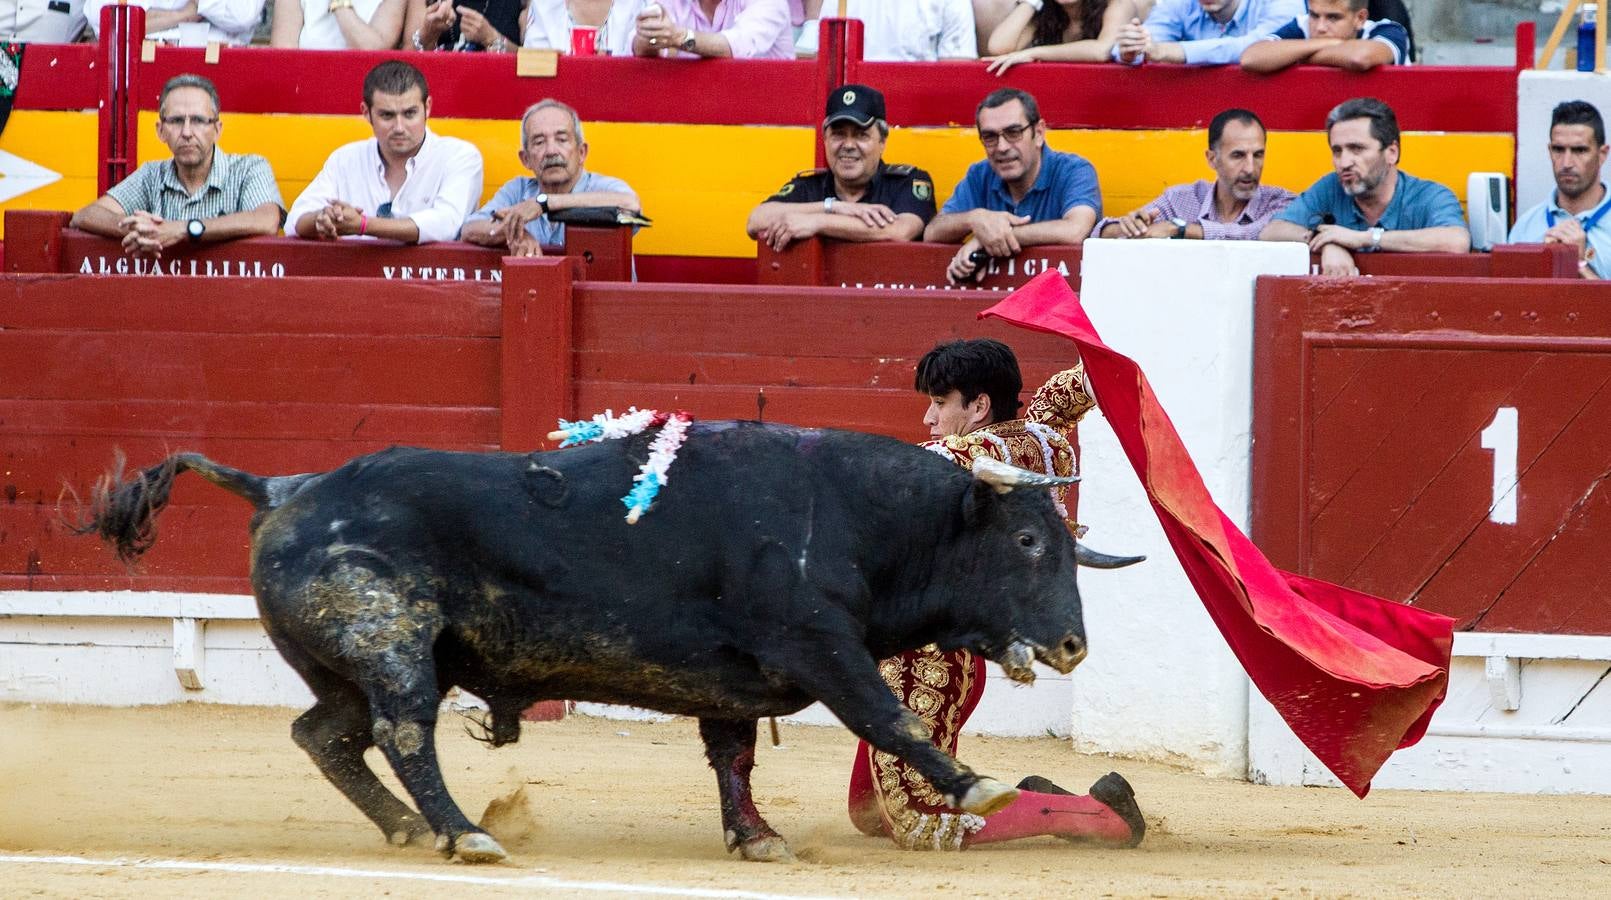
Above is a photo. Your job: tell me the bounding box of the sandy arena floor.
[1,703,1607,898]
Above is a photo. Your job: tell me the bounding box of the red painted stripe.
[14,44,98,111]
[635,254,756,284]
[136,48,818,124]
[862,62,1518,133]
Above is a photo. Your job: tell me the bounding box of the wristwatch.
[1169,216,1188,239]
[1368,226,1385,251]
[823,196,836,214]
[678,29,697,52]
[186,218,205,243]
[535,193,550,214]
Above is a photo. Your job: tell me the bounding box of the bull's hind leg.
[281,647,431,847]
[697,718,792,862]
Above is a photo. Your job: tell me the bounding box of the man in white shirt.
[795,0,977,61]
[85,0,264,46]
[2,0,88,42]
[287,60,483,245]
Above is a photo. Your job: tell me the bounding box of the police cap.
[825,84,886,128]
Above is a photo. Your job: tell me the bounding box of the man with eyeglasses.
[745,84,936,252]
[287,60,483,245]
[460,99,639,258]
[924,88,1101,284]
[70,74,283,257]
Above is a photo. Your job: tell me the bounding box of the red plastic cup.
[570,26,598,55]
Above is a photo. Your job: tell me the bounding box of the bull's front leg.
[697,718,792,862]
[777,647,1017,818]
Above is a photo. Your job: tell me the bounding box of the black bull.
[82,421,1128,863]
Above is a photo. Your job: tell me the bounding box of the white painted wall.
[1068,238,1310,777]
[1516,70,1611,215]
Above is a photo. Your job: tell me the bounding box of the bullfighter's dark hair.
[1208,108,1264,150]
[363,60,430,107]
[976,88,1040,129]
[1552,100,1606,148]
[914,338,1023,424]
[1325,97,1399,151]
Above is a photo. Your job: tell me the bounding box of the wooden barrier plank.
[1,505,254,578]
[0,333,500,405]
[0,400,498,443]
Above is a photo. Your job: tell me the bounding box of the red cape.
[983,272,1453,797]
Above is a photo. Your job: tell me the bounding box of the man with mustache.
[461,99,639,257]
[287,60,483,245]
[1506,100,1610,280]
[71,74,283,257]
[1259,97,1468,276]
[927,88,1101,284]
[1096,108,1293,240]
[745,84,936,252]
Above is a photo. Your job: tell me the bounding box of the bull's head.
[959,458,1091,683]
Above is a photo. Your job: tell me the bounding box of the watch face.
[187,219,203,237]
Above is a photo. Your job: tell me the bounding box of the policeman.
[746,84,937,252]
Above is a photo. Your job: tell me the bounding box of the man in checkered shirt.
[70,73,284,258]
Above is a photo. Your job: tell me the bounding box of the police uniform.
[766,162,937,224]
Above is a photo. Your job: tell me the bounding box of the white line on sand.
[0,853,847,900]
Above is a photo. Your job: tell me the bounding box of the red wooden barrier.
[1252,274,1611,635]
[757,239,1579,291]
[3,211,635,281]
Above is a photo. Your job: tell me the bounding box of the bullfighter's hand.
[970,209,1028,257]
[1318,242,1358,276]
[947,236,987,285]
[1308,223,1367,252]
[1114,207,1157,238]
[835,201,897,229]
[763,210,820,251]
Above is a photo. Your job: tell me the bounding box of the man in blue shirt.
[1240,0,1411,71]
[1507,100,1610,280]
[1261,97,1469,275]
[926,88,1102,284]
[1114,0,1303,66]
[461,99,639,256]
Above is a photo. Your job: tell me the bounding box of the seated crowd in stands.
[74,64,1603,285]
[15,0,1414,71]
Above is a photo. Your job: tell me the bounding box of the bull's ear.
[961,478,996,527]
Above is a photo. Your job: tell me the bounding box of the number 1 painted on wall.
[1480,406,1518,525]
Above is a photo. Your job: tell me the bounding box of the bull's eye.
[1016,532,1036,548]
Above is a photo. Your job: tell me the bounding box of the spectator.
[925,88,1101,284]
[1096,107,1293,239]
[270,0,407,49]
[286,61,483,245]
[70,74,283,257]
[405,0,523,51]
[984,0,1143,73]
[86,0,263,45]
[523,0,644,54]
[1508,100,1611,280]
[795,0,977,61]
[461,99,640,256]
[1260,97,1469,275]
[1239,0,1409,72]
[1114,0,1302,65]
[746,84,936,251]
[630,0,793,58]
[2,0,88,42]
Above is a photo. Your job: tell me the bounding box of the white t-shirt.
[2,0,89,42]
[294,0,385,49]
[85,0,262,45]
[287,129,485,244]
[796,0,977,61]
[523,0,643,54]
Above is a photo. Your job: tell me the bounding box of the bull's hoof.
[957,777,1019,817]
[440,831,509,864]
[736,834,795,863]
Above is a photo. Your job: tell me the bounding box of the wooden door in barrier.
[1253,275,1611,635]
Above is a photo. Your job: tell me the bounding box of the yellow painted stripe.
[0,111,1513,257]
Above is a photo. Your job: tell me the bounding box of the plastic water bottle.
[1579,4,1597,72]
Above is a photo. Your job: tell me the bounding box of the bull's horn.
[972,456,1080,494]
[1075,542,1146,569]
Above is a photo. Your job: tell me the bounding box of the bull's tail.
[71,450,277,566]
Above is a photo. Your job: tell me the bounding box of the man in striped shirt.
[1096,108,1294,240]
[70,74,284,258]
